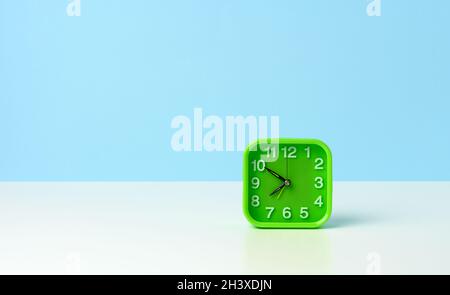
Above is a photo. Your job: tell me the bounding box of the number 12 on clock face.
[243,139,332,228]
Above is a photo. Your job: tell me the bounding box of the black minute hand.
[270,182,285,196]
[265,167,286,182]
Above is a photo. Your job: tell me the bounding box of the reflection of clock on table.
[243,139,332,228]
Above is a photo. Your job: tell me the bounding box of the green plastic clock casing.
[243,138,332,228]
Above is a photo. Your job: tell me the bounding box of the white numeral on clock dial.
[281,146,297,158]
[251,177,260,189]
[251,160,265,172]
[265,145,278,159]
[314,177,324,189]
[300,207,309,219]
[282,207,292,219]
[305,146,311,159]
[314,158,324,170]
[314,195,323,207]
[251,195,260,207]
[266,207,275,219]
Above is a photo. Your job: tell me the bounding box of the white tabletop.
[0,182,449,275]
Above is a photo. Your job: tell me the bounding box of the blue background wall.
[1,0,449,181]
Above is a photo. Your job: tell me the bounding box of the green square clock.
[243,138,332,228]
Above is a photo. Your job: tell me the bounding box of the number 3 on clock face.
[243,138,332,228]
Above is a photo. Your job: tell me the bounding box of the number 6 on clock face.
[243,138,332,228]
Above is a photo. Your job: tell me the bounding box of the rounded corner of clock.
[243,212,266,228]
[243,139,260,155]
[310,139,332,156]
[313,211,333,228]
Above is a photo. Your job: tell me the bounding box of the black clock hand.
[265,167,286,182]
[270,182,286,196]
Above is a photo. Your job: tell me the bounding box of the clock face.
[243,139,332,228]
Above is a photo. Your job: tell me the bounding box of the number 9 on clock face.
[243,139,332,228]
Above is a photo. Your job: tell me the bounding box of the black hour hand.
[265,167,286,182]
